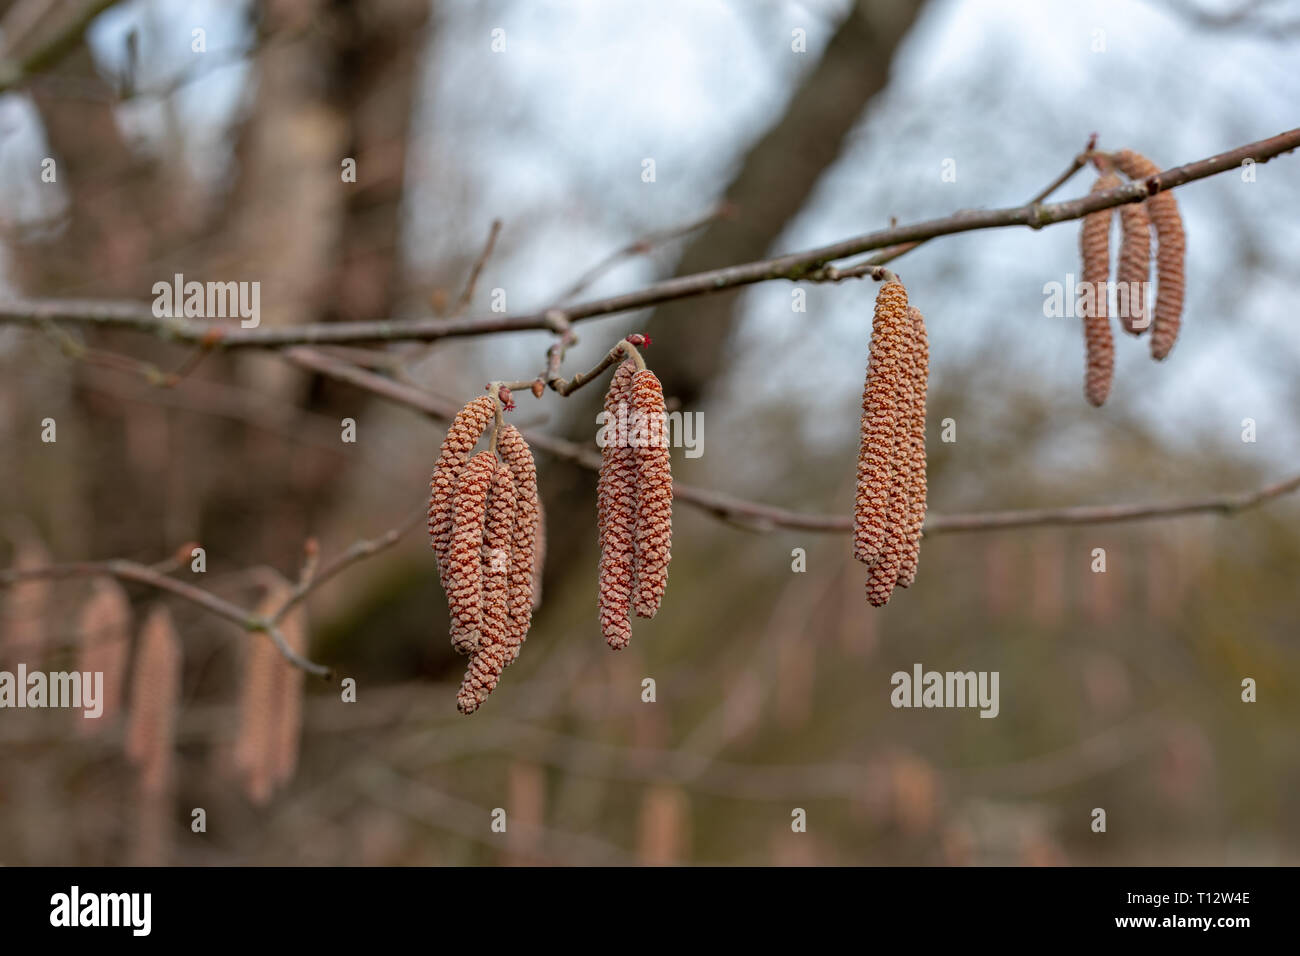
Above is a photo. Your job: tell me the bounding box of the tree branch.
[3,127,1295,349]
[283,345,1300,536]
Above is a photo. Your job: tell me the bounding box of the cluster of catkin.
[854,279,929,607]
[597,360,673,649]
[1078,149,1187,406]
[429,396,543,714]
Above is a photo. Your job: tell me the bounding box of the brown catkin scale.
[496,424,539,661]
[630,369,672,619]
[428,396,496,586]
[124,605,182,798]
[856,280,911,565]
[1080,173,1118,407]
[1116,201,1152,336]
[1111,149,1186,360]
[446,451,496,654]
[75,577,132,734]
[896,306,929,589]
[598,361,637,649]
[457,462,516,714]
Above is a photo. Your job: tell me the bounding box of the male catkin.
[630,369,672,619]
[1080,173,1118,407]
[1111,149,1186,360]
[75,577,131,734]
[429,396,496,585]
[124,606,182,798]
[446,451,496,654]
[496,424,540,660]
[233,590,279,804]
[598,361,638,649]
[233,582,307,803]
[896,306,929,589]
[1116,200,1152,335]
[457,462,516,714]
[865,302,920,606]
[856,280,911,565]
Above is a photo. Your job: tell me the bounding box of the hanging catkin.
[457,461,516,714]
[124,605,182,798]
[1116,200,1152,335]
[1111,149,1186,360]
[531,497,547,611]
[270,603,307,790]
[75,577,131,735]
[429,396,496,585]
[1080,172,1118,407]
[1,535,52,668]
[856,280,911,565]
[496,424,540,660]
[896,306,929,589]
[598,360,638,649]
[447,451,496,654]
[865,304,919,606]
[234,582,308,803]
[630,369,672,619]
[233,592,278,804]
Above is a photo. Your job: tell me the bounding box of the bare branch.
[283,345,1300,536]
[3,127,1296,349]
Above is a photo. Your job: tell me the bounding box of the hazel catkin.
[896,306,929,589]
[1116,200,1152,336]
[598,361,638,649]
[124,605,182,798]
[531,497,547,611]
[864,298,924,606]
[446,451,496,654]
[496,424,540,660]
[630,369,672,619]
[75,577,131,734]
[1110,149,1186,360]
[1080,173,1118,407]
[233,581,308,803]
[457,462,516,714]
[429,396,496,586]
[856,280,911,565]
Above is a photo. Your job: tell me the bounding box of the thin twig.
[549,203,732,304]
[269,507,426,627]
[1027,133,1097,204]
[452,219,502,315]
